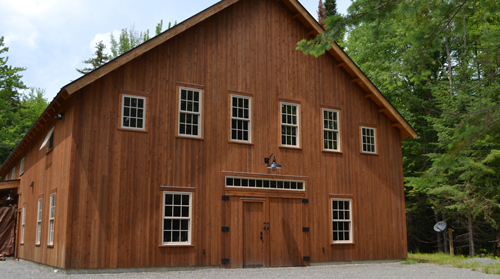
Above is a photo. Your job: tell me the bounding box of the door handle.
[260,231,263,240]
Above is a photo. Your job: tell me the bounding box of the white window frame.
[225,176,305,191]
[121,94,147,131]
[36,198,43,245]
[11,167,15,179]
[361,126,377,154]
[230,95,252,143]
[40,127,55,150]
[322,109,340,152]
[162,191,192,245]
[331,198,353,244]
[5,173,8,180]
[178,87,202,138]
[21,205,26,244]
[20,157,25,175]
[48,193,56,246]
[280,102,300,148]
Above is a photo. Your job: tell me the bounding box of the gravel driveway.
[1,259,499,278]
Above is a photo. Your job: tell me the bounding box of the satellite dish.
[433,221,447,232]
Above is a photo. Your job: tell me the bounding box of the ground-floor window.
[331,198,352,243]
[162,192,192,245]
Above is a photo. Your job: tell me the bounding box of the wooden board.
[242,201,264,267]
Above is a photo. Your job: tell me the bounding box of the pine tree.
[324,0,338,18]
[317,0,326,28]
[76,41,109,74]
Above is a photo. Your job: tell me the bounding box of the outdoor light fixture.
[6,190,12,201]
[54,113,64,120]
[264,154,282,170]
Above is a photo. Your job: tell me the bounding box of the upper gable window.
[280,102,300,147]
[323,109,340,152]
[20,157,25,175]
[230,95,251,143]
[178,87,202,138]
[121,94,146,130]
[361,126,377,154]
[11,167,16,179]
[40,127,55,152]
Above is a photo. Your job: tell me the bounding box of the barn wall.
[5,98,75,268]
[64,0,407,269]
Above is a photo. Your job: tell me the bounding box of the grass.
[402,252,500,275]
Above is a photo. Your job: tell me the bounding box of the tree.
[76,41,109,74]
[324,0,338,18]
[0,36,26,163]
[297,0,500,256]
[318,0,326,28]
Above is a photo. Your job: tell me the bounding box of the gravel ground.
[467,258,500,265]
[1,258,499,279]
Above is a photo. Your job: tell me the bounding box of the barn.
[0,0,417,270]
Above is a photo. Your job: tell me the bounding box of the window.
[323,109,340,151]
[20,157,25,175]
[5,173,8,180]
[178,87,202,137]
[280,103,299,147]
[11,167,15,179]
[48,194,56,245]
[331,199,352,243]
[361,126,376,154]
[40,127,55,151]
[121,94,146,130]
[226,177,305,191]
[21,206,26,244]
[36,199,43,245]
[162,192,192,245]
[230,95,251,142]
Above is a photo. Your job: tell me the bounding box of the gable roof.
[0,0,417,174]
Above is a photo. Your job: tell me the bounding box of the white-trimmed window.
[323,109,340,151]
[20,157,25,175]
[178,87,202,137]
[40,127,55,151]
[48,193,56,245]
[361,126,376,154]
[121,94,146,130]
[11,167,15,179]
[226,177,305,191]
[332,199,352,243]
[162,192,192,245]
[230,95,251,142]
[5,173,8,180]
[280,102,299,147]
[21,205,26,244]
[36,199,43,245]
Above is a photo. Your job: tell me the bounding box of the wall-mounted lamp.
[54,113,64,120]
[30,181,34,188]
[264,154,282,171]
[6,190,13,201]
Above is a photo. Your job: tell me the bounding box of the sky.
[0,0,351,101]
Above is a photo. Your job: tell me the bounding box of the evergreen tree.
[324,0,338,18]
[317,0,326,28]
[76,41,109,74]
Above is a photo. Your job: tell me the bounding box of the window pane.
[182,195,189,205]
[172,231,180,242]
[173,219,180,230]
[138,99,144,108]
[182,206,189,217]
[181,231,188,242]
[164,219,171,230]
[181,220,188,230]
[124,97,130,106]
[181,90,186,100]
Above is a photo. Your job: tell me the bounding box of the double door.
[234,197,303,268]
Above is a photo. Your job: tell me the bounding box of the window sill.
[159,244,194,248]
[360,152,378,156]
[331,242,355,245]
[175,135,204,141]
[279,146,302,150]
[35,244,41,247]
[47,245,54,248]
[322,150,342,154]
[117,127,148,133]
[228,140,254,146]
[46,148,54,155]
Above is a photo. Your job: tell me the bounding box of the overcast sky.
[0,0,350,101]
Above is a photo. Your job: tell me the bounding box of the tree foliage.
[298,0,500,256]
[76,41,109,74]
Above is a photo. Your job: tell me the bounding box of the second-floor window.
[361,126,377,154]
[280,102,299,147]
[178,87,202,138]
[323,109,340,151]
[20,157,25,175]
[121,94,146,130]
[11,167,15,179]
[36,198,43,245]
[230,95,251,142]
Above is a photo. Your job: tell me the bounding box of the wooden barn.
[0,0,417,270]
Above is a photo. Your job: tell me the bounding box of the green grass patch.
[402,253,500,275]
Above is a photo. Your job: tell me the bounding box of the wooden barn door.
[242,201,265,268]
[269,198,304,267]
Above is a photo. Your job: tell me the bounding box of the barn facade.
[0,0,416,270]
